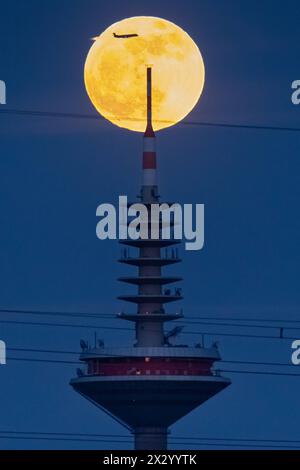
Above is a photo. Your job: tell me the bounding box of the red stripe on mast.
[143,67,156,175]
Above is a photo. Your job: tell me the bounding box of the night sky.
[0,0,300,449]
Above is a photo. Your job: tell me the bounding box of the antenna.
[145,66,155,137]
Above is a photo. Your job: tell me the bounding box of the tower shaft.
[134,427,168,450]
[137,67,165,348]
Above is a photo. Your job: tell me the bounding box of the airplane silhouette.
[113,33,139,39]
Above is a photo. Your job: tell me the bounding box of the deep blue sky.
[0,0,300,449]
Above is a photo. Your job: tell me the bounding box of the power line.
[0,435,131,445]
[184,121,300,133]
[0,434,298,449]
[187,316,300,324]
[0,308,111,320]
[2,308,300,323]
[1,309,299,330]
[7,356,300,378]
[0,431,129,439]
[8,347,80,356]
[1,318,297,341]
[181,320,285,330]
[221,359,293,368]
[2,430,300,445]
[7,346,296,370]
[219,369,300,377]
[171,436,300,444]
[1,108,300,133]
[0,319,131,331]
[8,357,79,365]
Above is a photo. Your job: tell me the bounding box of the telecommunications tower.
[70,68,230,450]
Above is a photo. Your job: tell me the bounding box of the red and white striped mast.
[142,67,158,202]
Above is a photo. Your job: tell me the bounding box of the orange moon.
[85,16,205,132]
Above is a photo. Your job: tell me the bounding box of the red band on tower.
[143,152,156,169]
[143,67,157,185]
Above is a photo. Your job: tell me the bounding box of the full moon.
[85,16,205,132]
